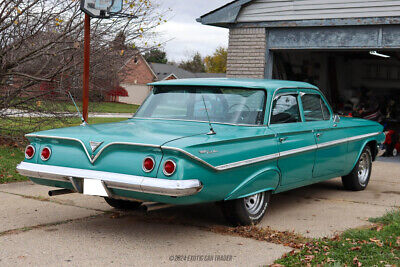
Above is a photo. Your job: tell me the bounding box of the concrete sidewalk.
[0,158,399,265]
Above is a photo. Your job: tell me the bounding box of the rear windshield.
[134,86,266,125]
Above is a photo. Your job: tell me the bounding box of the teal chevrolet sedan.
[17,79,385,226]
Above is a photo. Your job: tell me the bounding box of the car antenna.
[201,95,216,135]
[67,91,87,125]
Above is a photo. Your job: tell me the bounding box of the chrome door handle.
[279,137,288,143]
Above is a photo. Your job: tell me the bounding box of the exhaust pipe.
[48,189,75,196]
[143,202,175,212]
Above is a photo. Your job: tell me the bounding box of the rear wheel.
[220,191,271,226]
[104,197,142,210]
[342,146,372,191]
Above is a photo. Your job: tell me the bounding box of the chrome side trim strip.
[161,146,217,170]
[16,162,203,197]
[316,132,380,149]
[279,144,318,157]
[215,153,280,170]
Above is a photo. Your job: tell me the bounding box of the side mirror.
[333,114,340,126]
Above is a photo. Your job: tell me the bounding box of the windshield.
[134,86,266,125]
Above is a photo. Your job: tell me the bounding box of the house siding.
[237,0,400,22]
[227,28,266,78]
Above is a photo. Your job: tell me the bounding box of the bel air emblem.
[89,141,103,153]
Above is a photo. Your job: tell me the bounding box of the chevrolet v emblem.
[89,141,103,153]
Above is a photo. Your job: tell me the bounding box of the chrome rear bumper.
[16,162,203,197]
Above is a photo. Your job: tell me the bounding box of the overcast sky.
[155,0,231,62]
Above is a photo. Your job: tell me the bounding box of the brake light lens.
[163,160,176,176]
[41,147,51,161]
[25,145,35,159]
[143,157,155,172]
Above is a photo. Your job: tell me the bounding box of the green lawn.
[41,101,139,114]
[1,117,126,138]
[0,117,125,183]
[275,210,400,266]
[0,145,25,183]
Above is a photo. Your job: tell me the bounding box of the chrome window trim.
[16,162,203,197]
[267,87,332,126]
[25,132,381,172]
[133,85,268,127]
[299,92,332,122]
[270,92,303,125]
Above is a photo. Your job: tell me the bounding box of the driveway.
[0,158,399,266]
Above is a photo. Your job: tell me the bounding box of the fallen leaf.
[353,257,362,266]
[350,246,361,251]
[304,255,315,262]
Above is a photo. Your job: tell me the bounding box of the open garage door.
[273,50,400,157]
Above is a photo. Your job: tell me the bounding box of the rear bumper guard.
[16,162,203,197]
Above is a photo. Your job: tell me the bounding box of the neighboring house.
[118,53,157,105]
[119,54,225,105]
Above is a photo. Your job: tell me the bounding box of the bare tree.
[0,0,167,140]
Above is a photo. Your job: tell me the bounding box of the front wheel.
[104,197,142,210]
[220,191,271,226]
[342,146,372,191]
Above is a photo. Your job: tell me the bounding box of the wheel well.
[366,141,378,161]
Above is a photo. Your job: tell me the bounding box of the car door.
[299,91,347,178]
[269,92,317,187]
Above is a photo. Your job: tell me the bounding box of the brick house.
[119,54,225,105]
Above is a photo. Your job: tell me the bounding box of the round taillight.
[41,147,51,161]
[25,145,35,159]
[142,157,155,172]
[163,160,176,176]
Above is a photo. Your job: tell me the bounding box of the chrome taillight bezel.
[25,145,35,160]
[40,147,52,161]
[163,160,176,176]
[142,156,155,173]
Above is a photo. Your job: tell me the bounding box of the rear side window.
[301,94,330,121]
[270,94,301,124]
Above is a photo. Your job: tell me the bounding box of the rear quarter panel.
[162,124,280,202]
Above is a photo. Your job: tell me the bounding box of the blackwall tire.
[104,197,142,210]
[342,146,372,191]
[220,191,271,226]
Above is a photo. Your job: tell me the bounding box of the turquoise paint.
[269,123,316,186]
[21,79,384,204]
[224,169,280,200]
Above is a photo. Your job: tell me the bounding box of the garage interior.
[272,50,400,155]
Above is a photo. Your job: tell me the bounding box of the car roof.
[149,78,318,94]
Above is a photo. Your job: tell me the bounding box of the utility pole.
[82,14,90,122]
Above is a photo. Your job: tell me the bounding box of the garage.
[198,0,400,156]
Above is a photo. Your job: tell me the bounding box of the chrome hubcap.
[358,152,371,185]
[244,192,265,215]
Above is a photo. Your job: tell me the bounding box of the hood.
[27,118,211,148]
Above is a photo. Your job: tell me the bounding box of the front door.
[269,93,316,187]
[299,92,347,178]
